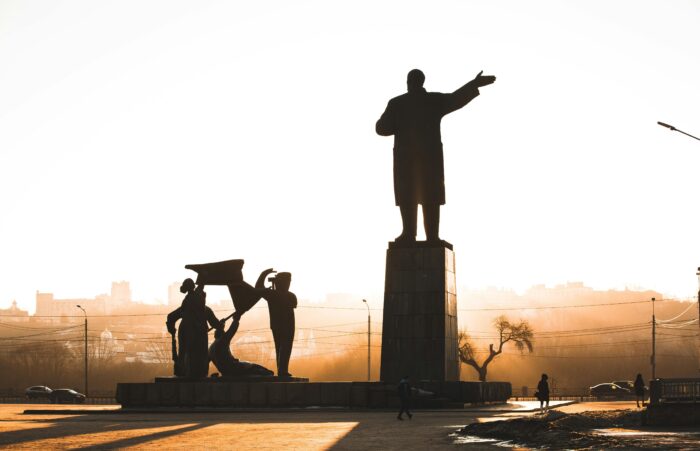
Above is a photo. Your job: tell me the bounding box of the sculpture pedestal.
[380,240,459,383]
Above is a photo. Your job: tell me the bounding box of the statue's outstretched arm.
[446,71,496,114]
[255,268,275,289]
[224,317,240,341]
[205,306,221,330]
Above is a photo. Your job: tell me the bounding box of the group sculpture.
[166,259,297,379]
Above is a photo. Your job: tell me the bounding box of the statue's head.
[271,272,292,292]
[407,69,425,92]
[180,278,195,294]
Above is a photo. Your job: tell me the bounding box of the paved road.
[0,402,640,450]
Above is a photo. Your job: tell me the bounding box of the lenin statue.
[376,69,496,242]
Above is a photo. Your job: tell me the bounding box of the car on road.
[49,389,86,404]
[589,383,631,399]
[25,386,53,399]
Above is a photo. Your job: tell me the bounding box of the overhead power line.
[0,296,674,318]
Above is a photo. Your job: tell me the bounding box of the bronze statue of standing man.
[376,69,496,242]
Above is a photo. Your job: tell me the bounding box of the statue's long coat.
[376,85,479,206]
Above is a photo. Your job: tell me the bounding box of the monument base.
[154,375,309,383]
[115,379,511,409]
[380,240,459,383]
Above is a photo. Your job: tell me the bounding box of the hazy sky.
[1,1,699,312]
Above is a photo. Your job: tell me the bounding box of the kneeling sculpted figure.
[209,311,274,377]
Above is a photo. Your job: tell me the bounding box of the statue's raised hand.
[471,70,496,87]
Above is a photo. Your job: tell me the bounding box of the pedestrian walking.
[634,373,646,408]
[397,376,413,420]
[536,374,550,414]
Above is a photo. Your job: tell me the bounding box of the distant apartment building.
[110,281,132,309]
[0,300,30,322]
[168,282,185,307]
[35,291,107,321]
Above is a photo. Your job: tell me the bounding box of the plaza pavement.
[0,401,639,450]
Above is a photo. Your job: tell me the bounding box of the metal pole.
[657,121,700,142]
[77,305,88,397]
[696,268,700,374]
[651,297,656,380]
[363,299,370,382]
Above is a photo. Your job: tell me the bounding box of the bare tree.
[459,315,534,382]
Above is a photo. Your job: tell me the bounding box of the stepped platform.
[116,379,511,409]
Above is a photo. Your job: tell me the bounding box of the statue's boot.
[423,204,441,242]
[395,205,417,243]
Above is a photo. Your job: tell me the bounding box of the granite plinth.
[154,375,308,383]
[115,379,511,408]
[388,239,453,251]
[380,241,459,383]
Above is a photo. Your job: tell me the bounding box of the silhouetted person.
[397,376,413,420]
[209,312,274,377]
[376,69,496,242]
[255,270,297,377]
[634,373,646,407]
[536,373,550,414]
[166,278,221,378]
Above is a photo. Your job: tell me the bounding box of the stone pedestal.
[380,241,458,383]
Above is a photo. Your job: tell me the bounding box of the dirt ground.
[0,404,516,450]
[459,401,700,450]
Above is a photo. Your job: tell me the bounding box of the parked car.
[49,389,86,404]
[25,386,53,399]
[613,380,634,391]
[589,383,631,399]
[613,380,649,397]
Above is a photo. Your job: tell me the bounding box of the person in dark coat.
[397,376,413,420]
[537,373,550,414]
[166,278,221,378]
[634,373,646,407]
[376,69,496,242]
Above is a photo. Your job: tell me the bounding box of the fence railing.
[650,378,700,405]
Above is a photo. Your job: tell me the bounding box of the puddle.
[450,433,524,448]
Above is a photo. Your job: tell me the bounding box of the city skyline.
[2,277,694,317]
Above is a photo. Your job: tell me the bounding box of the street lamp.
[651,297,656,380]
[657,121,700,141]
[362,299,370,382]
[76,305,88,398]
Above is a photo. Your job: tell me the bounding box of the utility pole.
[76,305,88,397]
[651,297,656,380]
[696,268,700,374]
[362,299,370,381]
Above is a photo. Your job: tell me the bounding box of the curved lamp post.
[76,305,88,398]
